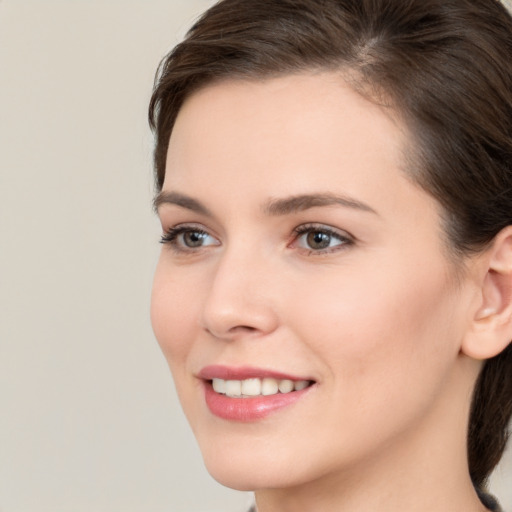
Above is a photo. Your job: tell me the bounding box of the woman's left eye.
[292,225,353,253]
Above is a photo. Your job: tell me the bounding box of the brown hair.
[149,0,512,489]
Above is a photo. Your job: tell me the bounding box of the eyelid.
[290,223,355,254]
[160,223,220,252]
[159,221,355,256]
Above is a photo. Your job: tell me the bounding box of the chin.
[200,445,273,490]
[195,440,275,490]
[198,437,324,492]
[206,467,263,492]
[204,461,301,492]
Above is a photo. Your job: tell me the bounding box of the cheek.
[150,259,202,368]
[274,261,464,469]
[289,258,461,408]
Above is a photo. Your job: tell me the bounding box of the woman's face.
[151,73,477,490]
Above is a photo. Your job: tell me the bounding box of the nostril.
[205,324,259,340]
[201,284,279,339]
[230,325,257,333]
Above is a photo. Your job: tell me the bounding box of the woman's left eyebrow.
[263,193,379,216]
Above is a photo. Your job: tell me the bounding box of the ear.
[462,226,512,360]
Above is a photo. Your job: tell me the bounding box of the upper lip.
[198,365,314,382]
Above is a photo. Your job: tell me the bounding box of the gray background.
[0,1,510,511]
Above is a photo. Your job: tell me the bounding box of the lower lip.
[203,381,313,422]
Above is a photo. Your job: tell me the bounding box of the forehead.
[163,74,424,228]
[165,73,409,195]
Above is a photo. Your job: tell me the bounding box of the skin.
[151,73,490,512]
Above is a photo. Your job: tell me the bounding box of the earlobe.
[462,227,512,360]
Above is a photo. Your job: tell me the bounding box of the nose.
[200,248,279,341]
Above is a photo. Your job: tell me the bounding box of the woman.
[149,1,512,510]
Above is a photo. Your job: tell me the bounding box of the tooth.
[261,378,279,396]
[212,378,226,394]
[212,377,309,397]
[225,380,242,397]
[278,379,294,393]
[241,378,261,396]
[294,380,309,391]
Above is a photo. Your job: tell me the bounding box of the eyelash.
[160,225,215,253]
[160,223,354,255]
[291,224,354,255]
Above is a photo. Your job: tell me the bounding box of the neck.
[254,356,487,512]
[254,447,485,512]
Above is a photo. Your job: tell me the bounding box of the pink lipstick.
[199,365,315,422]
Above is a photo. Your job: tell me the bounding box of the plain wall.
[0,1,510,511]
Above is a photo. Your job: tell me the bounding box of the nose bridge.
[201,239,278,339]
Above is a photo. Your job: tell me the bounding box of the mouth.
[210,377,313,397]
[198,366,316,421]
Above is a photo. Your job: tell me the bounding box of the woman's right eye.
[160,226,220,251]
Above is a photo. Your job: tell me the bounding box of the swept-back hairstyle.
[149,0,512,490]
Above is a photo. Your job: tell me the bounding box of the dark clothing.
[477,489,503,512]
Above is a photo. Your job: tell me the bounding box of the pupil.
[307,231,330,249]
[184,231,204,247]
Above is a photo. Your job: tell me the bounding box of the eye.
[160,225,220,251]
[292,224,353,254]
[180,230,212,248]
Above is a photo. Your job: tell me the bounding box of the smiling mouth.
[202,370,316,420]
[210,377,314,398]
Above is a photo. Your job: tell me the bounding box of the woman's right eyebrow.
[153,191,212,216]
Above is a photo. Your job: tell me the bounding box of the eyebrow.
[263,193,378,216]
[153,191,378,216]
[153,191,212,215]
